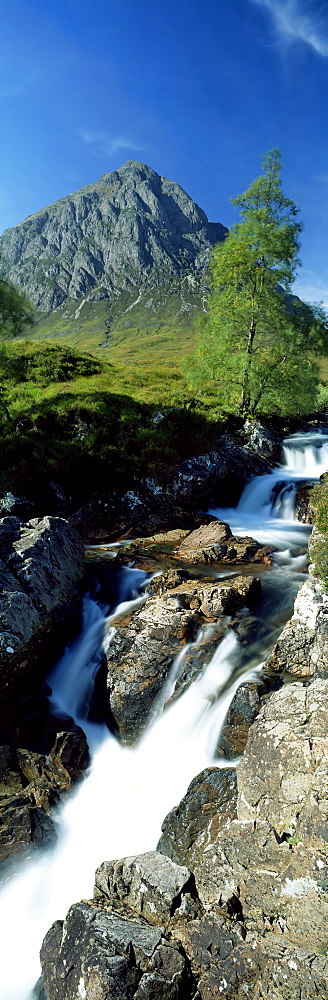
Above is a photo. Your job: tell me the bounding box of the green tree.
[0,262,34,418]
[187,150,328,417]
[0,271,34,339]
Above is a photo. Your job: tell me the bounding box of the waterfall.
[209,429,328,552]
[0,429,328,1000]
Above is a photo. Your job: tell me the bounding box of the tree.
[187,150,328,417]
[0,261,34,419]
[0,270,34,340]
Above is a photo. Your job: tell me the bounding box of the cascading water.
[209,429,328,553]
[0,429,328,1000]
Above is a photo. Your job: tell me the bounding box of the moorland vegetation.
[1,153,328,580]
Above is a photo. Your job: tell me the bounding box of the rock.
[49,729,90,783]
[40,902,194,1000]
[218,681,262,757]
[267,576,328,677]
[0,515,84,744]
[157,767,238,866]
[166,438,269,508]
[175,521,272,565]
[0,729,89,868]
[0,790,57,867]
[104,594,201,744]
[94,851,198,923]
[166,575,261,617]
[237,677,328,844]
[104,576,261,744]
[1,161,227,313]
[242,420,283,461]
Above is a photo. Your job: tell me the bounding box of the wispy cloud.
[251,0,328,56]
[0,74,37,99]
[293,274,328,310]
[78,129,146,158]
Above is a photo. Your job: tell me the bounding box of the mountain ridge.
[0,161,227,313]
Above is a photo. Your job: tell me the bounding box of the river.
[0,429,327,1000]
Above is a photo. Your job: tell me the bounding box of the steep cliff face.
[0,162,227,314]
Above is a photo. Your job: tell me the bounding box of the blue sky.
[0,0,327,306]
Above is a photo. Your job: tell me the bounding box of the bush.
[310,475,328,589]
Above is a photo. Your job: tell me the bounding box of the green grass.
[25,283,201,365]
[0,340,224,509]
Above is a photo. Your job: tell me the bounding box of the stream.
[0,429,328,1000]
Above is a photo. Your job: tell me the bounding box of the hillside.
[0,162,227,360]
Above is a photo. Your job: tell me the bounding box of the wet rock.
[94,851,198,922]
[242,420,283,462]
[0,515,84,744]
[157,767,238,866]
[0,729,89,868]
[175,521,272,565]
[166,439,269,507]
[267,576,328,677]
[104,576,261,744]
[49,728,90,783]
[167,575,261,617]
[104,595,201,744]
[218,681,262,757]
[0,789,57,867]
[294,480,315,522]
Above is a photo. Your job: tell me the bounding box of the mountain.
[0,162,227,360]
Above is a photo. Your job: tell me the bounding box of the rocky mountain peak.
[0,162,227,313]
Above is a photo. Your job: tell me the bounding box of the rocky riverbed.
[1,421,328,1000]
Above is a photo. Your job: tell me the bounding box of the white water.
[0,430,327,1000]
[209,429,328,552]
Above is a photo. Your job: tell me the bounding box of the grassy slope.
[0,341,223,509]
[30,284,201,365]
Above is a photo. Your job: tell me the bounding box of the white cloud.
[78,129,145,158]
[251,0,328,56]
[293,276,328,310]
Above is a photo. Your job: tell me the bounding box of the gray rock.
[0,161,227,314]
[175,521,272,565]
[94,851,196,923]
[157,767,237,866]
[267,576,328,677]
[166,439,269,507]
[242,420,283,461]
[237,677,328,843]
[104,594,201,744]
[0,515,84,682]
[40,900,194,1000]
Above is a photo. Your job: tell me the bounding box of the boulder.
[0,729,89,868]
[94,851,198,922]
[40,903,193,1000]
[104,595,201,744]
[0,515,84,744]
[175,521,272,565]
[267,576,328,678]
[218,681,262,757]
[165,439,269,507]
[0,789,57,867]
[157,767,238,866]
[242,420,283,462]
[237,677,328,844]
[104,576,261,744]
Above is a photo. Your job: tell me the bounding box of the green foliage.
[186,150,328,417]
[310,474,328,589]
[0,342,101,384]
[0,340,222,506]
[0,270,34,339]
